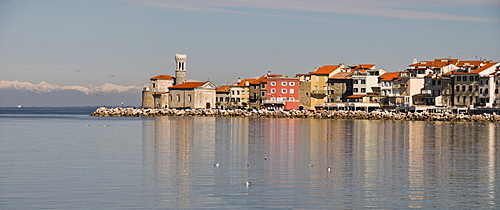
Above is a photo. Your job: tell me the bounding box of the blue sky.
[1,0,499,86]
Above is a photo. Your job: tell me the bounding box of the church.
[141,54,216,109]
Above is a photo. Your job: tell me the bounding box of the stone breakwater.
[91,107,500,122]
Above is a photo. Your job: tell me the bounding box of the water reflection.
[142,117,499,208]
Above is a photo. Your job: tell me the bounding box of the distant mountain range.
[0,80,144,107]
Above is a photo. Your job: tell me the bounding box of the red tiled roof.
[311,65,340,75]
[379,72,400,81]
[169,82,207,89]
[216,85,231,92]
[469,62,498,74]
[150,75,174,80]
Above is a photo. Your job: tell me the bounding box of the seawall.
[90,107,500,122]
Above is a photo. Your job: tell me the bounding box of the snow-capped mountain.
[0,80,144,107]
[0,80,142,95]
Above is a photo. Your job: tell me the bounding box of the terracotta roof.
[216,85,231,93]
[330,72,353,79]
[379,72,400,81]
[469,62,498,74]
[432,58,458,68]
[311,65,340,75]
[150,75,174,80]
[169,82,207,89]
[250,77,267,85]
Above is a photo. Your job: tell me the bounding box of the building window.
[169,95,172,101]
[438,80,441,85]
[361,80,366,84]
[282,82,287,86]
[237,91,240,95]
[354,80,358,84]
[353,88,358,93]
[457,77,461,81]
[290,89,294,94]
[176,94,180,102]
[282,89,287,93]
[152,83,156,88]
[289,82,295,86]
[470,76,474,81]
[316,77,319,82]
[463,76,467,81]
[361,88,366,93]
[455,86,460,92]
[462,86,466,92]
[289,97,295,101]
[485,88,489,94]
[468,86,472,91]
[271,89,276,93]
[457,96,460,102]
[270,82,276,86]
[188,94,192,102]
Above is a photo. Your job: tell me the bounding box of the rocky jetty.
[90,107,500,122]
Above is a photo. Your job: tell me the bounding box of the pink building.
[265,77,300,110]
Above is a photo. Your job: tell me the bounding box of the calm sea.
[1,107,499,209]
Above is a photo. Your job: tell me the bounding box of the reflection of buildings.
[142,116,215,208]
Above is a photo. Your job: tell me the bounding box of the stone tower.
[175,54,187,85]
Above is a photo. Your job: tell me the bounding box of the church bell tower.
[175,54,187,85]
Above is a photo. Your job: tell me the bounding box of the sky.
[1,0,499,86]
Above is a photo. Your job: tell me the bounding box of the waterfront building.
[350,64,386,103]
[229,78,255,109]
[142,54,217,109]
[215,85,231,109]
[452,62,500,107]
[264,77,300,110]
[248,72,282,110]
[296,73,311,110]
[378,71,404,106]
[142,75,174,108]
[327,71,353,103]
[168,81,216,109]
[306,65,343,110]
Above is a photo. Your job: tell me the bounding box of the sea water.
[1,107,499,209]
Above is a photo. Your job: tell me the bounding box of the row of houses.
[142,54,500,111]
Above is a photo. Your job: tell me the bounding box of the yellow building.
[307,65,342,110]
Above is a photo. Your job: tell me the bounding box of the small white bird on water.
[246,181,252,187]
[327,167,331,172]
[214,163,219,167]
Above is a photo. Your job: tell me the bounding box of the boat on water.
[17,104,23,108]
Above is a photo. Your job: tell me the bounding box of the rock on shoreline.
[90,107,500,122]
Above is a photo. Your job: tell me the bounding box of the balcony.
[311,90,327,96]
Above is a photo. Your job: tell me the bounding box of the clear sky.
[1,0,499,86]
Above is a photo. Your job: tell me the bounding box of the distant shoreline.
[90,107,500,123]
